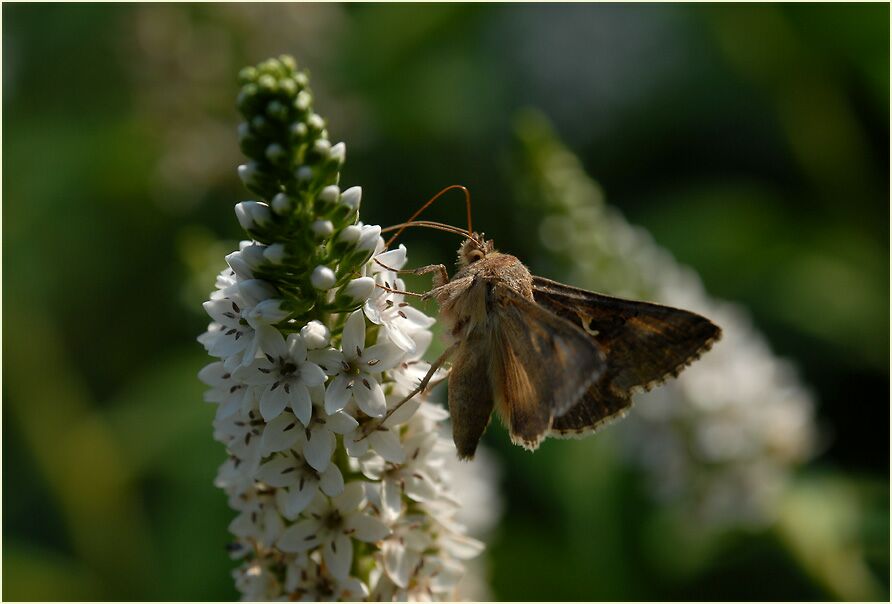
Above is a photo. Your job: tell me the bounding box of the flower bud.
[265,143,287,164]
[337,225,361,246]
[237,162,276,196]
[295,90,311,112]
[310,266,336,290]
[248,298,291,324]
[263,243,287,264]
[340,186,362,210]
[318,185,340,205]
[311,220,334,240]
[266,99,288,121]
[300,320,330,349]
[341,277,375,304]
[238,279,277,305]
[291,122,308,139]
[357,224,382,253]
[271,192,292,215]
[234,201,272,231]
[295,166,313,182]
[240,244,267,271]
[330,142,346,164]
[307,113,324,131]
[313,139,331,159]
[226,250,254,281]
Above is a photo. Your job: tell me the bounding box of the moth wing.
[549,383,632,438]
[532,276,721,393]
[490,285,606,451]
[448,332,496,461]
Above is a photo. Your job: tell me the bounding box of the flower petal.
[381,477,403,520]
[323,533,353,580]
[260,412,302,454]
[362,343,403,372]
[383,540,415,589]
[324,375,351,415]
[342,309,366,359]
[276,479,318,520]
[277,519,321,553]
[286,333,308,361]
[299,361,327,387]
[322,410,359,435]
[384,397,421,427]
[308,348,344,375]
[353,375,386,418]
[260,383,288,421]
[405,471,439,502]
[369,430,406,464]
[256,323,287,358]
[289,383,312,426]
[319,463,345,497]
[344,433,369,458]
[333,481,365,514]
[304,425,335,472]
[383,325,417,354]
[400,305,436,330]
[198,361,227,385]
[345,512,390,543]
[374,246,407,271]
[256,455,298,488]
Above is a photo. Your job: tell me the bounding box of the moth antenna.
[385,185,474,248]
[381,221,473,240]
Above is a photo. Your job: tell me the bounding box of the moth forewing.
[531,276,722,394]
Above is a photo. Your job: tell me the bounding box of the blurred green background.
[3,3,888,601]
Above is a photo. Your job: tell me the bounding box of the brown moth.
[363,187,721,460]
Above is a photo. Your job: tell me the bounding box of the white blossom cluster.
[515,115,817,527]
[197,56,487,600]
[199,229,486,601]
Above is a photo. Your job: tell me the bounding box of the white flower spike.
[199,56,491,601]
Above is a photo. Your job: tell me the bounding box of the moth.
[364,187,721,460]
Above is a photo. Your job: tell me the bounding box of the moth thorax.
[458,235,495,267]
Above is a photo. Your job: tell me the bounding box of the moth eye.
[468,250,484,263]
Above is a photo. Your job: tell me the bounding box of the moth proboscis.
[361,185,721,460]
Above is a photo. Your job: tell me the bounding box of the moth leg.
[373,259,449,289]
[411,264,449,289]
[357,341,458,440]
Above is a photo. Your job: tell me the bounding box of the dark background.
[3,3,888,600]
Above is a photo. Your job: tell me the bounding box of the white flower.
[364,271,435,353]
[360,430,441,521]
[311,265,336,290]
[228,490,285,549]
[257,429,345,519]
[300,320,331,349]
[233,560,281,601]
[284,555,369,601]
[277,483,390,579]
[241,331,326,423]
[388,329,447,399]
[201,281,291,371]
[318,310,402,418]
[213,409,264,473]
[198,361,253,421]
[342,392,423,463]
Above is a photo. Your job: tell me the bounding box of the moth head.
[458,233,495,267]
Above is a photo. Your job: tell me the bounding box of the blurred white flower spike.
[513,112,817,528]
[198,56,490,600]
